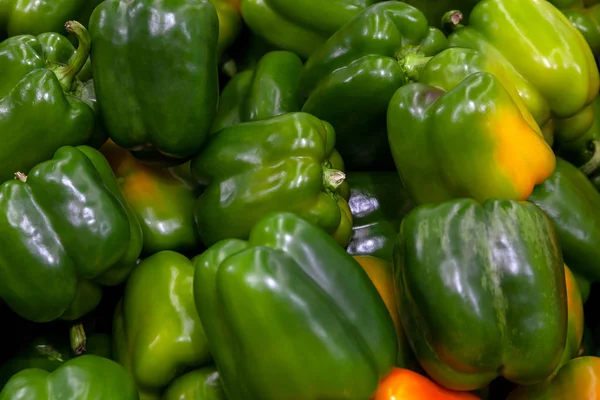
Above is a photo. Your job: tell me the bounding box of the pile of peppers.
[2,0,600,399]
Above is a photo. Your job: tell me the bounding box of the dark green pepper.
[402,0,480,28]
[300,1,448,171]
[209,0,242,57]
[0,146,142,323]
[194,212,397,400]
[89,0,219,164]
[162,366,226,400]
[550,0,600,55]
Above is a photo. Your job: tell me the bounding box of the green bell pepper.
[113,251,212,400]
[0,0,103,38]
[211,50,303,133]
[387,71,556,205]
[300,1,448,171]
[194,212,397,400]
[0,145,142,323]
[240,0,382,60]
[395,198,567,391]
[208,0,242,57]
[402,0,480,28]
[191,112,353,248]
[550,0,600,55]
[0,355,138,400]
[345,172,413,262]
[88,0,219,165]
[0,21,96,183]
[162,366,226,400]
[100,140,203,256]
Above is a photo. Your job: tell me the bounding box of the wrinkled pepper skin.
[507,356,600,399]
[529,157,600,283]
[0,355,138,400]
[346,172,413,262]
[0,0,103,38]
[89,0,219,164]
[162,367,226,400]
[395,198,567,391]
[0,146,142,323]
[113,251,212,400]
[445,0,600,148]
[551,0,600,55]
[300,1,448,171]
[0,21,96,183]
[211,50,303,133]
[208,0,242,57]
[240,0,382,60]
[191,112,353,247]
[100,141,203,256]
[194,212,397,400]
[373,368,481,400]
[387,72,555,205]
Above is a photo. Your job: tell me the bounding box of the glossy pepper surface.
[194,212,397,400]
[101,141,202,256]
[300,1,448,171]
[162,366,226,400]
[0,146,142,323]
[346,172,413,262]
[0,355,138,400]
[0,21,96,183]
[387,71,555,205]
[395,198,567,391]
[113,251,212,400]
[88,0,219,164]
[191,112,352,247]
[240,0,382,60]
[550,0,600,55]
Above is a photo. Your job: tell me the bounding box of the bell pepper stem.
[51,21,91,92]
[580,140,600,176]
[401,53,433,82]
[323,167,346,192]
[442,10,464,34]
[14,172,27,182]
[34,344,65,363]
[70,323,87,355]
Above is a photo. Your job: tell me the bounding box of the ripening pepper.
[557,265,585,370]
[88,0,219,165]
[387,71,556,205]
[194,212,397,400]
[0,355,138,400]
[0,146,142,323]
[346,172,413,262]
[208,0,242,57]
[395,198,567,391]
[191,112,353,248]
[240,0,382,60]
[0,0,103,38]
[0,21,96,183]
[507,356,600,399]
[162,366,226,400]
[113,251,212,400]
[550,0,600,55]
[100,141,203,256]
[300,1,448,171]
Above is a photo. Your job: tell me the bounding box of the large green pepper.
[0,21,96,183]
[113,251,212,400]
[395,198,567,391]
[162,366,226,400]
[191,112,353,248]
[387,71,556,205]
[0,355,138,400]
[346,172,413,262]
[88,0,219,165]
[240,0,382,60]
[0,0,103,38]
[300,1,448,171]
[194,212,397,400]
[0,146,142,323]
[211,50,303,133]
[100,141,203,256]
[550,0,600,55]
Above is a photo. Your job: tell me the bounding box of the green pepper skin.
[550,0,600,55]
[208,0,242,57]
[88,0,219,164]
[346,172,413,262]
[396,198,567,391]
[402,0,480,28]
[113,251,212,400]
[191,112,352,248]
[194,212,397,400]
[0,23,96,183]
[0,355,138,400]
[0,146,142,323]
[211,50,303,133]
[162,366,226,400]
[300,1,448,171]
